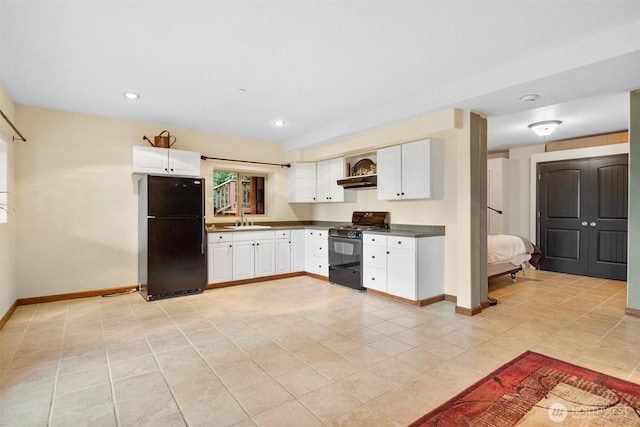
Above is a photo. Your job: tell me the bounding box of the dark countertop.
[206,221,444,237]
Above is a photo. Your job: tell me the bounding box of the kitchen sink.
[224,225,272,230]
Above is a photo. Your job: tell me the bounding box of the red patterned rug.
[409,351,640,426]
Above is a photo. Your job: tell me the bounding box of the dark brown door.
[587,156,628,279]
[538,155,628,280]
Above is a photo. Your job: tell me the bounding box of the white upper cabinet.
[377,139,444,200]
[316,158,355,203]
[133,146,200,177]
[288,162,317,202]
[288,158,355,203]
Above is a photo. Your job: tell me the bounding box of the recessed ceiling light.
[519,94,539,102]
[273,120,286,127]
[124,92,139,100]
[528,120,562,137]
[238,88,247,93]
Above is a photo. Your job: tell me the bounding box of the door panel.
[587,157,628,279]
[538,155,628,280]
[538,160,589,274]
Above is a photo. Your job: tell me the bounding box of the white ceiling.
[1,1,639,153]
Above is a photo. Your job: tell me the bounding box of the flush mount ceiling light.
[519,94,539,103]
[124,92,139,100]
[272,120,286,127]
[528,120,562,137]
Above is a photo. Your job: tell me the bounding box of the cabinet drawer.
[387,236,415,250]
[363,267,387,292]
[363,234,387,247]
[305,229,327,239]
[275,229,291,240]
[312,242,327,257]
[208,232,232,243]
[232,230,276,241]
[363,245,387,268]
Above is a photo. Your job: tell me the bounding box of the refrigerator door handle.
[201,218,206,255]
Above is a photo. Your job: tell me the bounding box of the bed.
[487,234,542,282]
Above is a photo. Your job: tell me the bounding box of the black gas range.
[329,211,390,238]
[328,212,389,290]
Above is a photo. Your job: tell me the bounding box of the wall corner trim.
[0,300,18,330]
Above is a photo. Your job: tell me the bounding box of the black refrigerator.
[138,175,207,301]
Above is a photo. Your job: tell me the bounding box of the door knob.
[590,222,597,227]
[581,221,587,226]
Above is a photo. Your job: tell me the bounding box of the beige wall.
[0,86,17,316]
[14,106,300,299]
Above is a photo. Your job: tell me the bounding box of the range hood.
[336,175,377,190]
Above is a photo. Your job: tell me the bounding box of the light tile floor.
[1,270,638,426]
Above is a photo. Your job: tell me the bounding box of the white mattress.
[488,234,531,265]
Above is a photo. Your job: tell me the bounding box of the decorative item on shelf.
[352,159,375,176]
[143,130,176,148]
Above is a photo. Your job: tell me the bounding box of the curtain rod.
[200,155,291,168]
[0,108,27,142]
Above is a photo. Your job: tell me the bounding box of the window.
[212,171,266,216]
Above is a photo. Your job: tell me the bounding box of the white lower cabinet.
[232,240,255,280]
[363,239,387,292]
[363,233,444,302]
[207,230,277,282]
[290,229,305,272]
[275,230,292,275]
[208,233,233,284]
[254,239,276,277]
[304,229,328,276]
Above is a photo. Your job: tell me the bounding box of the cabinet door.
[377,145,402,200]
[133,146,168,174]
[316,159,332,202]
[275,238,291,275]
[232,241,254,280]
[401,140,429,199]
[401,139,445,199]
[304,230,316,272]
[288,163,317,202]
[387,247,416,300]
[363,245,386,268]
[208,242,233,284]
[363,266,387,292]
[290,229,305,272]
[169,149,201,177]
[255,239,276,277]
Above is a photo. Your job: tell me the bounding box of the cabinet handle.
[372,255,375,259]
[229,244,232,248]
[387,251,390,254]
[401,192,405,195]
[398,241,402,245]
[396,193,400,196]
[372,277,375,281]
[590,222,597,227]
[581,221,587,226]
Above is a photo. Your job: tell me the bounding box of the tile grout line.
[46,300,70,427]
